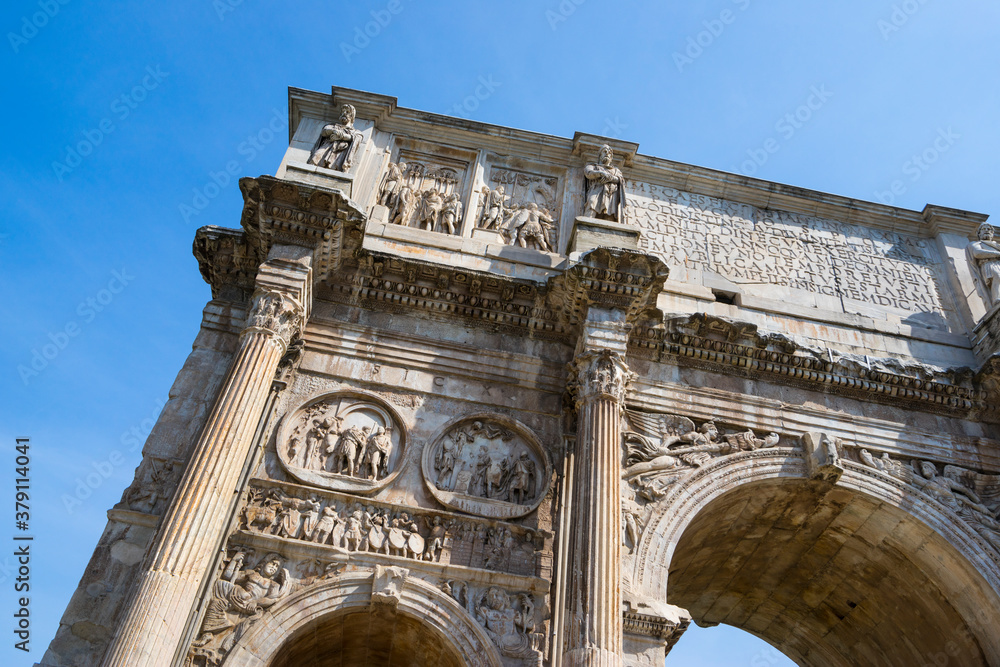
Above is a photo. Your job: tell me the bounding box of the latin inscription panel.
[627,182,950,323]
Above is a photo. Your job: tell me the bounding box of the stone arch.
[630,448,1000,666]
[222,570,503,667]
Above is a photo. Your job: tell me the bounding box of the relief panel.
[276,392,406,494]
[423,415,552,520]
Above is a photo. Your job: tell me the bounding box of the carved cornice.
[548,247,669,328]
[239,175,366,281]
[630,313,998,423]
[331,252,570,340]
[623,611,690,647]
[193,226,260,302]
[323,247,668,348]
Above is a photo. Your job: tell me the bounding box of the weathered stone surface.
[42,85,1000,667]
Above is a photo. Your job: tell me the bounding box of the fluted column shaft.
[101,285,304,667]
[564,349,633,667]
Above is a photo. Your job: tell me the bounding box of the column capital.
[568,349,635,408]
[240,287,305,355]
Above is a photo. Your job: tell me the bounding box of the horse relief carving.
[277,393,406,494]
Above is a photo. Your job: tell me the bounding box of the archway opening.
[665,478,997,666]
[269,608,466,667]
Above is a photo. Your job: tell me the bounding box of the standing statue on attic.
[308,103,364,172]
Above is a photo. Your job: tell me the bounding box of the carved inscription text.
[627,183,946,317]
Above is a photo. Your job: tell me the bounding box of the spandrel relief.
[276,393,406,494]
[422,416,552,520]
[855,450,1000,553]
[384,152,470,235]
[475,167,561,251]
[622,410,780,502]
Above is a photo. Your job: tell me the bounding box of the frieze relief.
[852,448,1000,554]
[621,410,781,503]
[238,480,548,578]
[276,392,406,494]
[475,166,561,251]
[422,416,552,520]
[381,151,470,235]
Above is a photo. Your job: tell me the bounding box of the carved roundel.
[277,392,406,495]
[422,415,551,519]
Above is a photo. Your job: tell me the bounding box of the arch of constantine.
[41,85,1000,667]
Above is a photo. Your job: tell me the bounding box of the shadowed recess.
[270,608,466,667]
[666,479,998,666]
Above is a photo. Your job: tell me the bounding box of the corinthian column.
[101,277,306,667]
[563,348,635,667]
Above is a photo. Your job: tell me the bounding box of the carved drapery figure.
[390,185,416,225]
[967,222,1000,307]
[417,189,445,231]
[377,161,406,207]
[858,453,1000,552]
[476,587,538,659]
[583,144,627,223]
[479,185,507,230]
[307,103,363,172]
[363,426,393,480]
[196,552,291,637]
[440,193,464,235]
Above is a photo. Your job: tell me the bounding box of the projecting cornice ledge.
[194,176,367,301]
[239,175,367,280]
[630,312,1000,424]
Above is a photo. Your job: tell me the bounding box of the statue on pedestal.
[967,222,1000,308]
[308,104,364,172]
[584,144,627,223]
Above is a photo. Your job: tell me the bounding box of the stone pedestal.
[99,262,309,667]
[568,216,641,255]
[563,349,634,667]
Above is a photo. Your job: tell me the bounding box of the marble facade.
[40,86,1000,667]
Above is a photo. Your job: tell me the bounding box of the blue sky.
[2,1,998,664]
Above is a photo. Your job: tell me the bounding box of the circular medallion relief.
[422,415,551,519]
[277,392,406,494]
